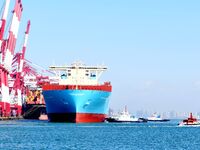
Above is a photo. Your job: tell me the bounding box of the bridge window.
[61,74,67,79]
[90,73,96,79]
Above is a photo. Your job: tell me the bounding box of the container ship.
[42,61,112,123]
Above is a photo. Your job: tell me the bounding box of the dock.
[0,116,23,121]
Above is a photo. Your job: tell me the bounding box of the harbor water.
[0,120,200,150]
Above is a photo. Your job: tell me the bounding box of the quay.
[0,116,23,121]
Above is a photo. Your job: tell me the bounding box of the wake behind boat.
[178,113,200,127]
[106,106,147,123]
[147,113,170,122]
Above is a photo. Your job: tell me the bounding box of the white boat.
[178,113,200,127]
[106,106,147,123]
[147,113,170,122]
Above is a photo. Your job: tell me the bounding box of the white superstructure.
[49,61,107,85]
[115,109,139,122]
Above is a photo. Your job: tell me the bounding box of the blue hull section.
[42,90,111,115]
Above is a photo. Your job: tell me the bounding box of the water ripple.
[0,120,200,149]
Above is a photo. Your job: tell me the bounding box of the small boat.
[106,106,147,123]
[38,114,48,121]
[178,113,200,126]
[147,113,170,122]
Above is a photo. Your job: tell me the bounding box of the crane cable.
[25,59,55,75]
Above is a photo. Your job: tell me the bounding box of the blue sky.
[1,0,200,113]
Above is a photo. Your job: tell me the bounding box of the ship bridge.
[49,61,108,85]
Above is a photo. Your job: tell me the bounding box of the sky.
[1,0,200,113]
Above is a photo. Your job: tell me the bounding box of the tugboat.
[178,113,200,126]
[147,113,170,122]
[106,106,147,123]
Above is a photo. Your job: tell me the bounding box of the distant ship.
[178,113,200,126]
[106,106,147,123]
[147,113,170,122]
[42,61,112,123]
